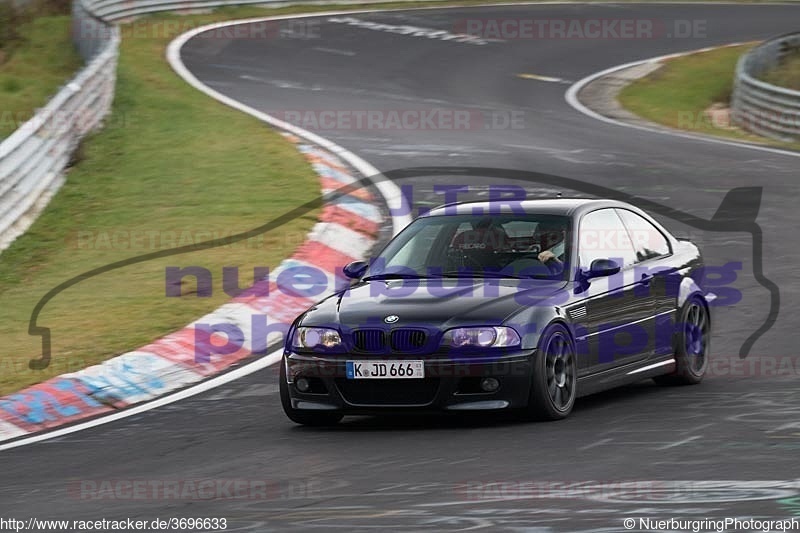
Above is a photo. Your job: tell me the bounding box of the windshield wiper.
[362,273,436,281]
[365,271,555,281]
[440,271,526,279]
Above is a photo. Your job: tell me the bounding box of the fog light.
[296,377,311,392]
[480,377,500,392]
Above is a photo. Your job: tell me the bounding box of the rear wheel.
[524,323,577,421]
[280,361,343,426]
[654,296,709,386]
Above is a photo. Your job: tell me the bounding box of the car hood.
[300,278,569,329]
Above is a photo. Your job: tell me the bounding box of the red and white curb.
[0,132,395,447]
[0,9,427,450]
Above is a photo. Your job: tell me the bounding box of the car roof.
[424,198,633,218]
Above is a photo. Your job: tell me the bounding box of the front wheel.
[654,296,710,386]
[524,323,577,421]
[280,361,343,426]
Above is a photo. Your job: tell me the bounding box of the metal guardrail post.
[2,0,423,252]
[0,0,119,252]
[731,32,800,142]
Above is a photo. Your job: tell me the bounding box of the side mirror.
[342,260,368,279]
[585,258,621,279]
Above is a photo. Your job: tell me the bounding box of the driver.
[535,222,567,271]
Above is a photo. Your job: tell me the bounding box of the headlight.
[291,327,342,350]
[442,326,521,349]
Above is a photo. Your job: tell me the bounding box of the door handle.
[639,273,653,286]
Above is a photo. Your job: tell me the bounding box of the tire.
[654,296,710,386]
[280,361,343,426]
[524,323,577,421]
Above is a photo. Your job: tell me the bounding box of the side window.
[616,209,671,262]
[578,209,637,269]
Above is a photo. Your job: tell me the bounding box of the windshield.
[366,213,572,280]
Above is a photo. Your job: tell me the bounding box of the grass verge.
[0,8,332,395]
[761,51,800,91]
[0,15,82,139]
[618,44,800,150]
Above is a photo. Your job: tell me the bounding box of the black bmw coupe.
[280,198,713,424]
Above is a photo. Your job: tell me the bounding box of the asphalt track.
[3,4,800,531]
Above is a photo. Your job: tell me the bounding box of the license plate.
[346,360,424,379]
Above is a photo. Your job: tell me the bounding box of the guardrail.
[83,0,281,21]
[731,32,800,142]
[1,0,410,252]
[0,2,119,252]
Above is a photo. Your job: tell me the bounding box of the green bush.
[0,2,22,52]
[0,0,71,54]
[761,51,800,91]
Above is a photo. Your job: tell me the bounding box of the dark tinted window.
[616,209,671,261]
[372,214,572,279]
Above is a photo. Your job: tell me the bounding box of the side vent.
[569,306,587,320]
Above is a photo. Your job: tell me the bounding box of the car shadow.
[287,379,669,432]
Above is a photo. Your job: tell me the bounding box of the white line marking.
[326,16,496,45]
[565,44,800,159]
[447,457,478,465]
[656,435,702,450]
[579,437,613,450]
[0,349,282,452]
[313,46,356,56]
[517,73,571,84]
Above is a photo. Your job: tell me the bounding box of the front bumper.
[283,349,535,414]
